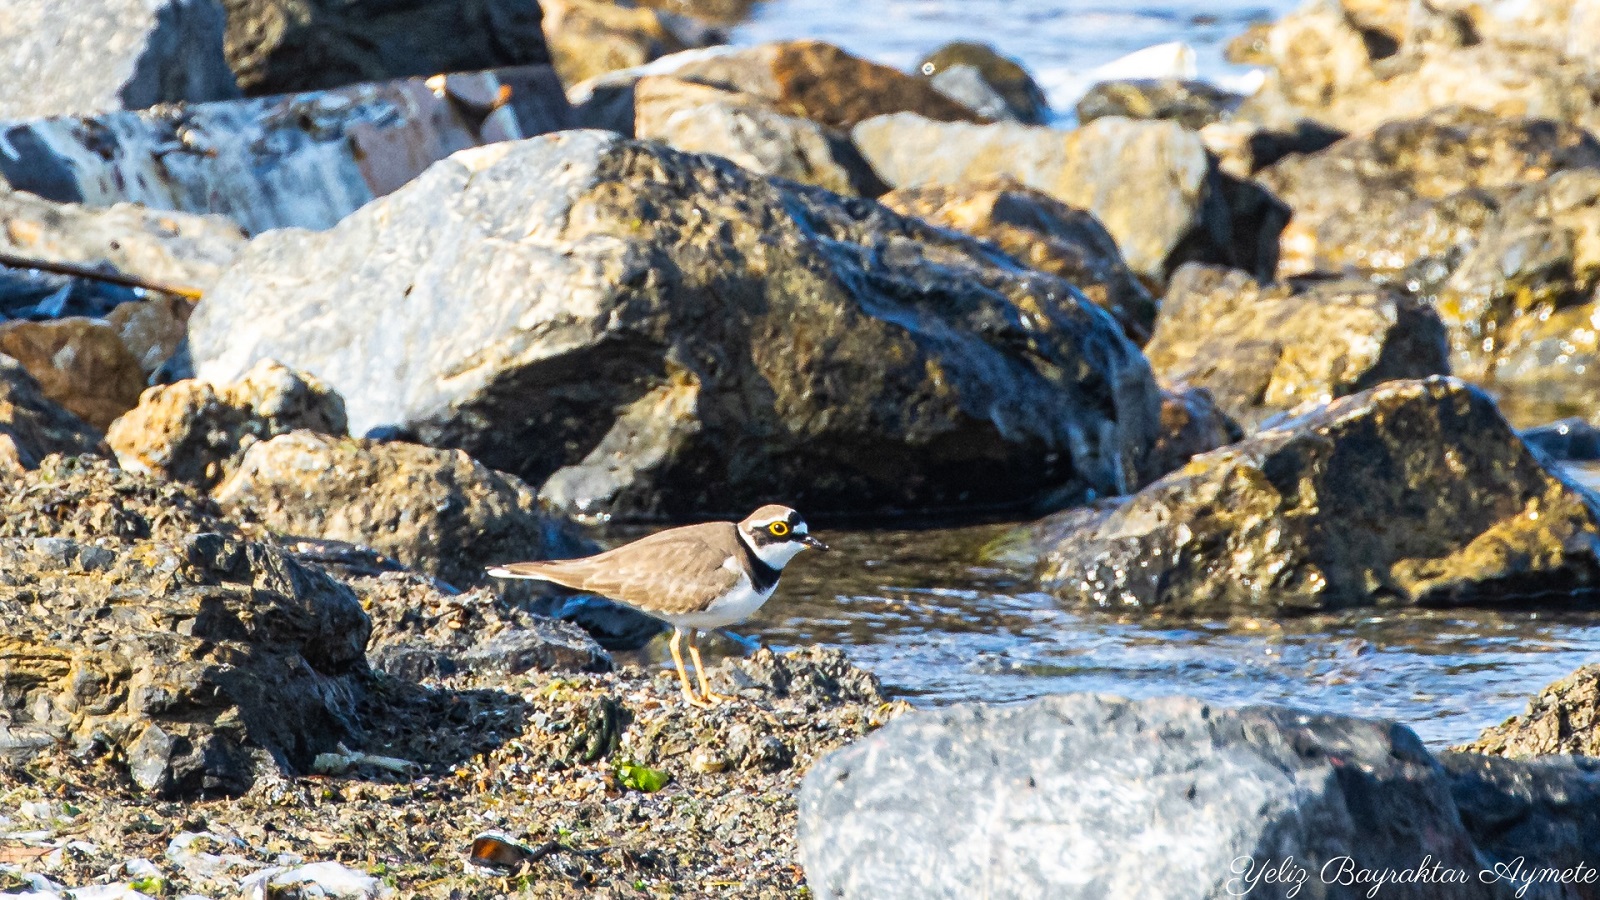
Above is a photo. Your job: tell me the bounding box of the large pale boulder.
[1014,378,1600,615]
[799,692,1599,899]
[0,0,239,120]
[1146,264,1449,430]
[852,113,1287,281]
[190,132,1161,520]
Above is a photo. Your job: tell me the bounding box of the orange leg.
[688,631,736,705]
[669,628,710,708]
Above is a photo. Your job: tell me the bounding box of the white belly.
[662,566,776,630]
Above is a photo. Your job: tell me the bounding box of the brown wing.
[492,522,744,616]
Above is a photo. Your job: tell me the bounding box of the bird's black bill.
[801,535,830,551]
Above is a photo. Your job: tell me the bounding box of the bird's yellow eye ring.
[768,521,790,536]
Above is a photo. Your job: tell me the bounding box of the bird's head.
[739,504,828,568]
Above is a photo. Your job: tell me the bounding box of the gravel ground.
[0,648,907,898]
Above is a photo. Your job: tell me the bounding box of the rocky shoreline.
[3,0,1600,895]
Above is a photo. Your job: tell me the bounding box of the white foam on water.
[731,0,1300,120]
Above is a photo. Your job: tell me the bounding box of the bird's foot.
[701,690,738,705]
[679,684,713,709]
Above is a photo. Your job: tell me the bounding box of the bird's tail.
[485,561,582,589]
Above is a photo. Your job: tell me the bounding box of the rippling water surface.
[629,460,1600,748]
[730,0,1300,117]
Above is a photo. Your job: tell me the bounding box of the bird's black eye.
[768,521,790,537]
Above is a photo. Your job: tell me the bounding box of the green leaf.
[615,761,671,793]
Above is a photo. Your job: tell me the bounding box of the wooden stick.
[0,250,203,300]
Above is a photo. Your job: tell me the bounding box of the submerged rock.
[915,42,1050,125]
[852,113,1287,282]
[634,75,886,196]
[879,180,1155,342]
[0,457,370,797]
[1021,378,1600,615]
[107,359,347,492]
[191,131,1161,520]
[801,692,1560,900]
[0,318,147,430]
[0,0,238,120]
[214,431,592,590]
[220,0,553,97]
[0,68,571,235]
[1145,265,1449,430]
[0,355,108,471]
[1457,663,1600,758]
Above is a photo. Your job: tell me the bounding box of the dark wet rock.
[220,0,553,96]
[1198,118,1345,179]
[0,456,370,797]
[852,113,1288,282]
[879,180,1155,342]
[1456,663,1600,758]
[799,693,1505,900]
[1439,751,1600,882]
[107,359,347,493]
[107,297,194,377]
[542,0,718,87]
[191,131,1161,521]
[1019,378,1600,615]
[1521,419,1600,462]
[634,75,886,196]
[1258,110,1600,278]
[1234,0,1600,135]
[0,355,108,471]
[0,0,238,120]
[0,68,571,235]
[1147,383,1242,476]
[1076,78,1242,129]
[915,42,1050,125]
[0,186,244,313]
[213,430,593,590]
[0,318,147,430]
[1145,265,1450,430]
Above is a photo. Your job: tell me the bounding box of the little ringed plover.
[487,504,827,707]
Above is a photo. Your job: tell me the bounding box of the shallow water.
[631,463,1600,749]
[730,0,1301,119]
